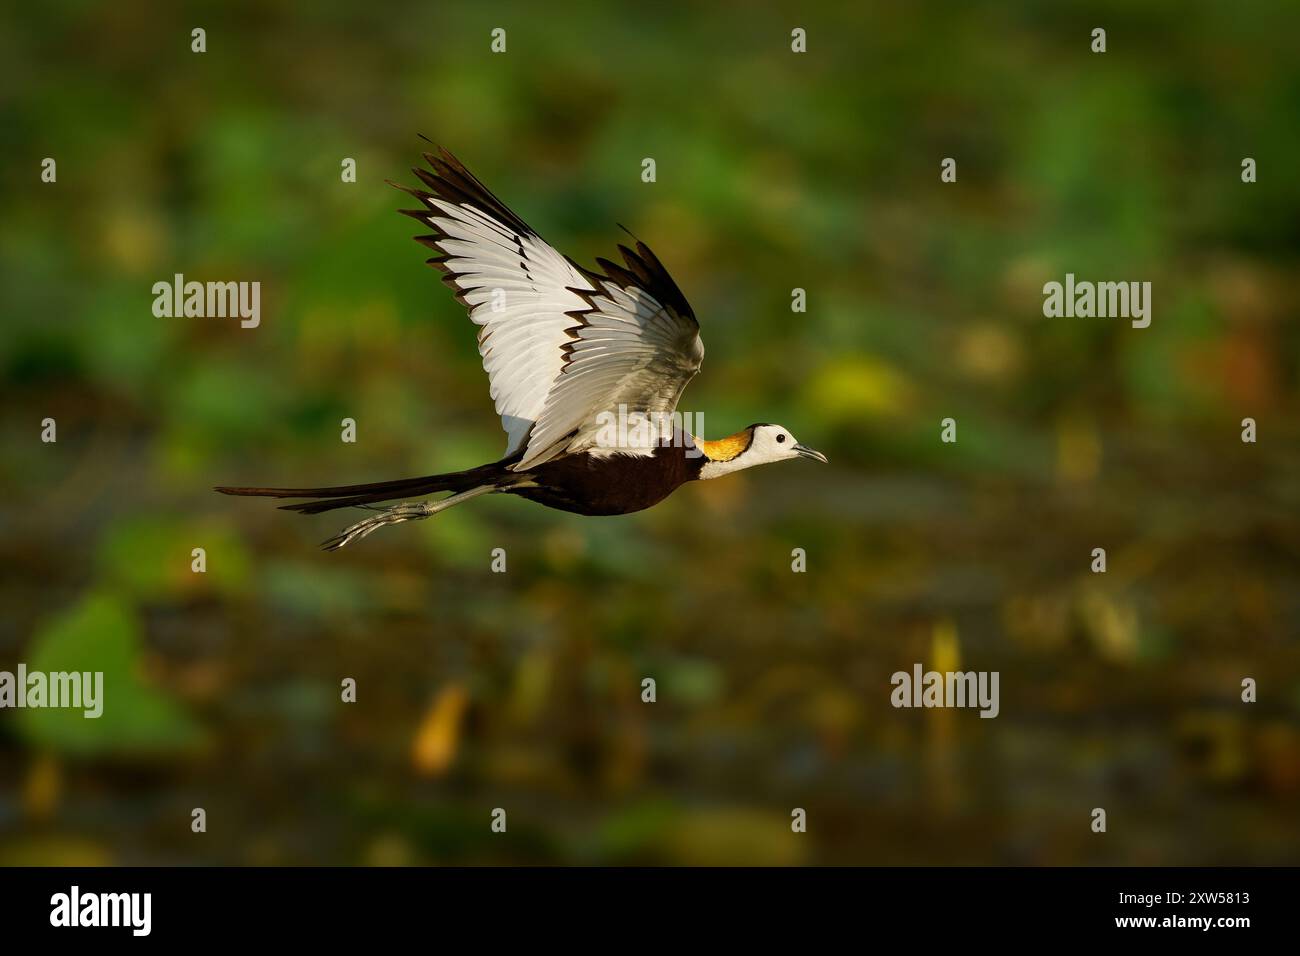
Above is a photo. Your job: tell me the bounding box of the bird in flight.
[217,145,826,550]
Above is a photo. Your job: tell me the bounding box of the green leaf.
[18,592,202,756]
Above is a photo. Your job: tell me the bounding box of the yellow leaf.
[411,684,469,778]
[23,753,61,821]
[931,619,960,673]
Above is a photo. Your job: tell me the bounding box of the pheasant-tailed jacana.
[216,146,826,549]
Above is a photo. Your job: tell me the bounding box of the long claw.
[318,485,497,551]
[320,501,432,551]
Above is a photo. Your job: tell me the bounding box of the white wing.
[396,147,703,470]
[396,149,595,457]
[515,243,703,469]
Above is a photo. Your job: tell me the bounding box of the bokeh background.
[2,0,1298,865]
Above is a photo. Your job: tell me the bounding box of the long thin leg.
[321,485,496,551]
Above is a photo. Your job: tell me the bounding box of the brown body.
[511,445,704,515]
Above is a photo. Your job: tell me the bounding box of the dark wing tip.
[596,239,695,323]
[399,143,535,239]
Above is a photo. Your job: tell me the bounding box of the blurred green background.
[1,0,1298,865]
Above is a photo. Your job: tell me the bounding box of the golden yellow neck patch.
[693,428,754,462]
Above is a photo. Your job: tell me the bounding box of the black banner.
[0,866,1281,942]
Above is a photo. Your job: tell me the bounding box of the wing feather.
[396,147,704,469]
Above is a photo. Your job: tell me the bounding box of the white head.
[695,424,828,480]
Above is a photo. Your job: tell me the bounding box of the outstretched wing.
[516,240,703,469]
[395,146,703,470]
[393,148,593,458]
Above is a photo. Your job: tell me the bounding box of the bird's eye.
[776,434,786,444]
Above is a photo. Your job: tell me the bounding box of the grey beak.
[794,443,828,464]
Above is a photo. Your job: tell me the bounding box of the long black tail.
[215,462,508,515]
